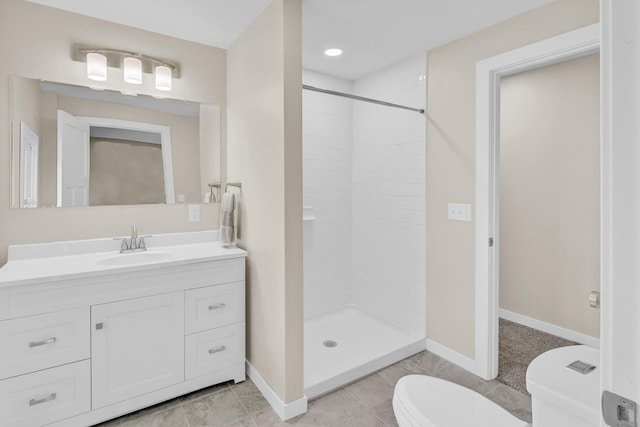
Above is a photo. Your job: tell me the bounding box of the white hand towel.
[220,192,235,246]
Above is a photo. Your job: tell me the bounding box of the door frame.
[600,0,640,419]
[474,23,600,380]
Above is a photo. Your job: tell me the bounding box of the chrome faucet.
[114,226,151,253]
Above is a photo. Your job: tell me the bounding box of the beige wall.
[426,0,599,358]
[0,0,226,264]
[227,0,303,403]
[499,54,600,338]
[89,138,165,206]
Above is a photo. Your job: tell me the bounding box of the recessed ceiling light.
[324,48,343,57]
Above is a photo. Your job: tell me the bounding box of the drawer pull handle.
[29,337,57,348]
[208,303,226,311]
[29,393,56,406]
[209,345,226,355]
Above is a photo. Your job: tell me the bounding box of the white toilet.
[393,345,600,427]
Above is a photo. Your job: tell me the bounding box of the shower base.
[304,304,424,398]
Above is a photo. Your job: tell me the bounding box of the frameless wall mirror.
[9,75,219,208]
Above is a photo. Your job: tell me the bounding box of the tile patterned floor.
[96,350,532,426]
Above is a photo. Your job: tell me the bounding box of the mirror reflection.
[10,76,216,208]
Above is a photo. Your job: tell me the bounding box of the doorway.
[495,53,600,393]
[474,24,600,381]
[56,114,174,207]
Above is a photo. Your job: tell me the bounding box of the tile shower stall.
[302,55,427,397]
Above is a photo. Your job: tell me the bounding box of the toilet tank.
[526,345,600,427]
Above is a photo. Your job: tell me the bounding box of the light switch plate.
[448,203,472,221]
[188,204,200,222]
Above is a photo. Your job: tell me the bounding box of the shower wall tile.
[303,70,354,318]
[352,54,427,336]
[303,57,427,335]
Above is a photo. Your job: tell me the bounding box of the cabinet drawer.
[0,360,90,427]
[0,308,90,380]
[185,282,245,334]
[185,323,245,380]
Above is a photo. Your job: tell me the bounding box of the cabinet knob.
[96,323,104,330]
[208,303,226,311]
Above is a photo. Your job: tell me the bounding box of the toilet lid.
[394,375,529,427]
[526,345,600,422]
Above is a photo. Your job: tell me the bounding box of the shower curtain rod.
[302,84,425,114]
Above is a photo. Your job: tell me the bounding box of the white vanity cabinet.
[0,233,247,427]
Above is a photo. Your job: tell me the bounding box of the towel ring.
[225,182,242,192]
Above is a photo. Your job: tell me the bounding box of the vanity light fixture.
[155,65,172,91]
[74,45,179,92]
[324,48,343,57]
[86,52,107,81]
[123,57,142,84]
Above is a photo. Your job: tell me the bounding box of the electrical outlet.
[177,194,185,202]
[448,203,472,221]
[188,204,200,222]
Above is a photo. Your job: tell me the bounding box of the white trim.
[425,339,476,374]
[599,0,613,406]
[600,0,640,415]
[245,361,307,421]
[475,24,600,380]
[77,116,176,204]
[499,309,600,349]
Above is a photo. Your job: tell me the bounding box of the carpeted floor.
[497,318,576,394]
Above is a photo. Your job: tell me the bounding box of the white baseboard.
[425,339,477,374]
[499,309,600,348]
[245,361,307,421]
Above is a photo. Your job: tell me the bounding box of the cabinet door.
[91,292,184,409]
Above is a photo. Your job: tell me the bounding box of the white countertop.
[0,231,247,288]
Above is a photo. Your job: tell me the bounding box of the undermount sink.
[96,251,173,266]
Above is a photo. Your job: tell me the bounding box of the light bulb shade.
[155,65,172,91]
[123,57,142,84]
[86,53,107,81]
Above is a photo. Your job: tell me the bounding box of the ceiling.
[303,0,555,80]
[27,0,555,80]
[26,0,273,48]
